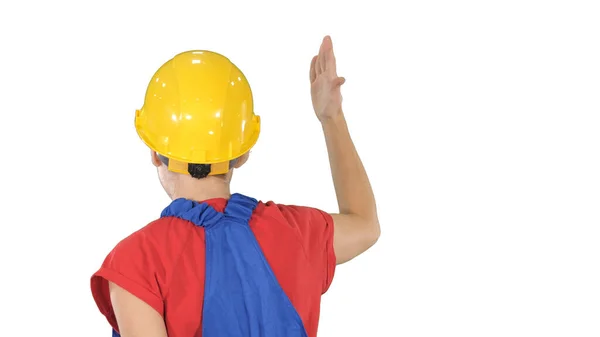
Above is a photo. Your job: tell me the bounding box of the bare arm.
[322,114,380,264]
[109,282,168,337]
[310,36,380,264]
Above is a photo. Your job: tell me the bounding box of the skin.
[110,35,380,337]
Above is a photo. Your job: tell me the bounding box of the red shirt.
[91,198,336,337]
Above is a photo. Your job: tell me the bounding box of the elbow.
[364,218,381,248]
[355,212,379,248]
[373,222,381,242]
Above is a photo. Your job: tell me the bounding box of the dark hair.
[158,154,234,179]
[187,163,212,179]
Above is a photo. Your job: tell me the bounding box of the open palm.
[310,36,345,122]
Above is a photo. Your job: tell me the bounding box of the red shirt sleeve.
[90,227,166,332]
[278,205,337,294]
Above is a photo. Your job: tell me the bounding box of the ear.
[233,152,250,169]
[151,150,162,167]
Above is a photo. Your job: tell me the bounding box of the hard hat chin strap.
[157,154,236,177]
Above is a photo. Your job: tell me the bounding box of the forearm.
[321,112,378,225]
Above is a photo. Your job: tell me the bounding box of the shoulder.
[95,215,200,283]
[252,199,336,293]
[252,200,334,245]
[91,216,202,325]
[255,200,332,224]
[107,216,199,261]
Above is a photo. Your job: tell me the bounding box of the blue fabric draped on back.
[111,193,308,337]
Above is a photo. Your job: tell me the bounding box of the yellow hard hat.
[135,50,260,175]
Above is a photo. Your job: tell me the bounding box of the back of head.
[135,50,261,180]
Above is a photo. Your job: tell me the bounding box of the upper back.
[91,195,335,337]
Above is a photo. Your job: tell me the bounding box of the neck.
[169,174,232,202]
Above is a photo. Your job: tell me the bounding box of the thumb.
[335,77,346,86]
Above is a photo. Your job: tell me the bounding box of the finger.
[318,56,325,74]
[322,36,337,74]
[317,37,327,74]
[335,76,346,86]
[310,56,317,82]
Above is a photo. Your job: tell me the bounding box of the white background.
[1,0,599,336]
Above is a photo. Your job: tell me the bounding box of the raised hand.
[310,36,346,122]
